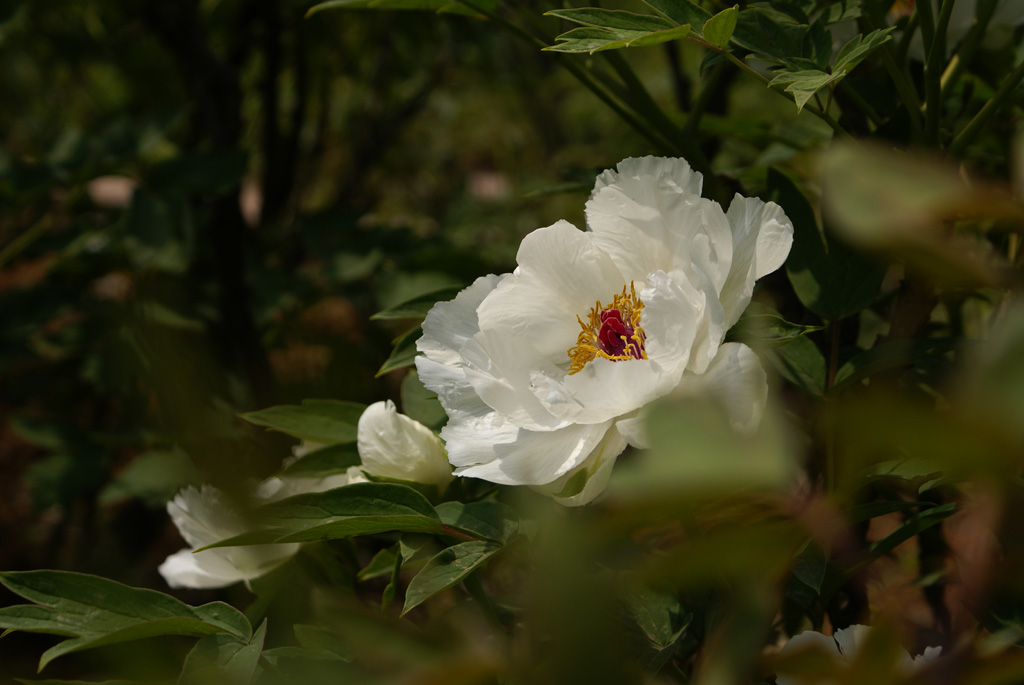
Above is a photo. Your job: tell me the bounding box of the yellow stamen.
[566,282,647,375]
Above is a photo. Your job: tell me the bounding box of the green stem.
[463,1,682,156]
[683,61,728,140]
[949,57,1024,157]
[923,0,956,145]
[940,0,1000,99]
[688,36,850,137]
[862,2,924,143]
[838,79,884,129]
[601,50,715,181]
[895,12,920,63]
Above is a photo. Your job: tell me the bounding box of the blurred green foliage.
[3,0,1024,683]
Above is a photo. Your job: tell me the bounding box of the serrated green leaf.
[178,620,266,685]
[435,501,518,543]
[239,400,365,444]
[546,8,674,32]
[370,285,463,321]
[545,24,690,54]
[769,69,844,112]
[0,571,251,671]
[726,314,824,346]
[824,0,862,24]
[832,27,894,74]
[402,542,500,614]
[702,6,738,47]
[377,327,421,377]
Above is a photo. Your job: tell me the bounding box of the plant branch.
[940,0,1000,99]
[922,0,956,146]
[687,36,850,137]
[861,1,924,143]
[949,57,1024,157]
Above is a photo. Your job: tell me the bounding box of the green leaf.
[768,69,844,113]
[545,24,691,54]
[376,327,422,377]
[0,571,251,671]
[791,541,827,593]
[435,501,519,543]
[824,0,862,23]
[546,8,674,32]
[402,541,500,614]
[400,370,448,430]
[867,502,958,558]
[701,6,738,47]
[642,0,711,26]
[277,443,362,478]
[99,449,201,507]
[763,335,827,396]
[726,314,824,346]
[293,624,353,661]
[769,168,884,321]
[732,6,812,66]
[832,27,894,75]
[845,500,936,525]
[178,620,266,685]
[831,338,962,393]
[621,588,692,672]
[239,399,365,444]
[358,546,400,582]
[307,0,497,18]
[199,483,472,549]
[370,285,463,321]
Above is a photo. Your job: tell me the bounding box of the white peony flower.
[158,485,300,590]
[415,156,793,505]
[776,625,942,684]
[351,400,453,490]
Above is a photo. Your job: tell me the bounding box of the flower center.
[566,283,647,375]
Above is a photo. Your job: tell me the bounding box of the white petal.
[477,221,626,357]
[445,418,614,486]
[671,343,767,434]
[357,400,452,488]
[166,486,245,549]
[461,328,568,431]
[639,270,701,377]
[721,195,793,328]
[832,624,873,661]
[417,273,506,366]
[531,358,672,425]
[159,549,240,590]
[776,630,843,685]
[614,411,648,448]
[533,427,628,506]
